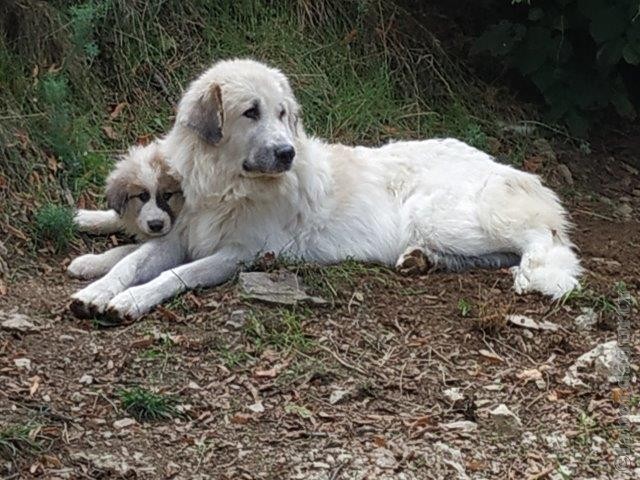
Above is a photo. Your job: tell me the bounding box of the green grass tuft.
[245,307,314,353]
[0,422,46,460]
[118,387,178,422]
[34,204,75,251]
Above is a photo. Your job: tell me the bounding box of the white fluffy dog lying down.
[70,59,581,320]
[68,141,183,280]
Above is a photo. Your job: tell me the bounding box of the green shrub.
[34,204,75,251]
[473,0,639,135]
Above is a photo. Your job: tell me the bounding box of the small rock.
[521,431,538,447]
[1,312,42,332]
[113,418,137,429]
[226,309,246,328]
[329,389,350,405]
[556,163,573,185]
[574,307,598,330]
[489,404,522,433]
[239,270,325,305]
[439,420,478,432]
[563,341,628,387]
[616,203,633,219]
[624,414,640,424]
[247,401,265,413]
[545,432,569,450]
[434,442,469,479]
[443,387,464,403]
[79,374,94,385]
[590,435,606,453]
[14,358,31,371]
[71,392,84,402]
[372,448,396,469]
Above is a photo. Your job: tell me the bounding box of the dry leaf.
[254,367,278,378]
[507,314,559,331]
[479,349,504,363]
[373,435,386,447]
[231,413,252,424]
[29,375,41,396]
[109,102,128,120]
[102,126,117,140]
[0,279,7,296]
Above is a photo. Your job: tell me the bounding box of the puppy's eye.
[243,105,260,120]
[138,191,150,202]
[162,192,173,201]
[279,108,286,119]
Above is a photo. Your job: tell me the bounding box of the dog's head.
[176,59,302,177]
[105,141,184,238]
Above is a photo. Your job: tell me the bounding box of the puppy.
[67,141,184,280]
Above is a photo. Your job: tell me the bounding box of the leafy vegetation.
[118,386,179,422]
[473,0,640,135]
[33,204,75,251]
[0,422,47,460]
[245,307,314,353]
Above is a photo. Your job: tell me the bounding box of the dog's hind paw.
[395,247,431,275]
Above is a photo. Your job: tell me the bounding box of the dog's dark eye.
[138,191,150,202]
[279,108,286,119]
[162,192,173,201]
[243,105,260,120]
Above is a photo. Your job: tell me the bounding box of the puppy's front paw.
[105,290,146,322]
[67,254,105,280]
[69,282,120,318]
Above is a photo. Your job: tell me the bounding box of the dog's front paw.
[69,282,120,318]
[67,254,104,280]
[105,290,147,322]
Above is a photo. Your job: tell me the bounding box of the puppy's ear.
[183,83,224,145]
[105,173,129,215]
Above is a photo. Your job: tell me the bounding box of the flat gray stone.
[1,311,43,333]
[239,270,325,305]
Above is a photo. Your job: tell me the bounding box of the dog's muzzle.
[243,143,296,174]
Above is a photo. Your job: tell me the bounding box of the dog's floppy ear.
[105,170,130,215]
[183,83,224,145]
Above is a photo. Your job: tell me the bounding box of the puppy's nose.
[274,144,295,168]
[147,220,164,232]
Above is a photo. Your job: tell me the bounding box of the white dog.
[70,59,581,320]
[68,141,183,280]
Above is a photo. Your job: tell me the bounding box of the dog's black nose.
[274,144,295,168]
[147,220,164,232]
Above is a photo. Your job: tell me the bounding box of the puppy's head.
[105,142,184,238]
[177,59,302,178]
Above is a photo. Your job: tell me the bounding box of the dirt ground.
[1,141,639,480]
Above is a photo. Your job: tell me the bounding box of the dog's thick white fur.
[67,141,183,280]
[70,59,581,320]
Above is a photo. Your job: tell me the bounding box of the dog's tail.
[427,251,521,272]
